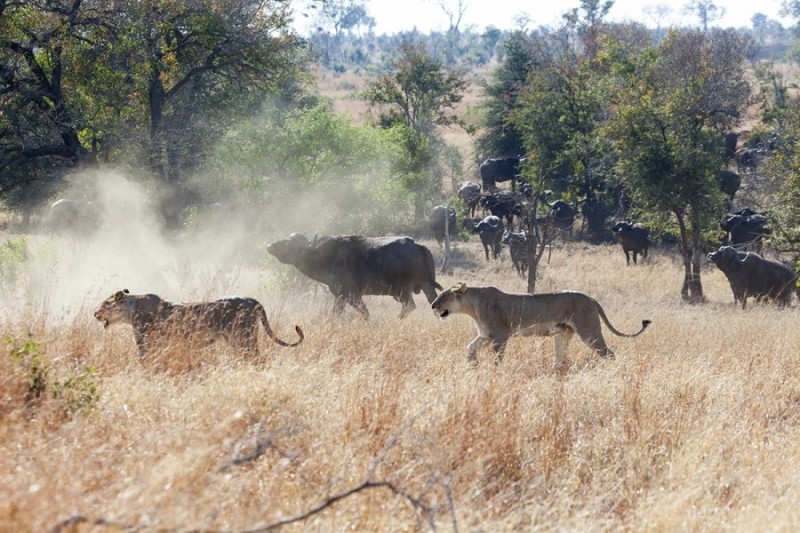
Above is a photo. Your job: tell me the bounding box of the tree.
[508,9,650,244]
[0,0,309,223]
[430,0,468,64]
[609,29,752,302]
[309,0,375,66]
[683,0,724,33]
[364,41,467,135]
[0,0,108,207]
[364,41,467,221]
[477,30,535,159]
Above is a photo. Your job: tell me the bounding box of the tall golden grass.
[2,238,800,531]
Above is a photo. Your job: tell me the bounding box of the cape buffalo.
[707,246,796,309]
[610,221,650,265]
[480,157,522,191]
[471,215,504,261]
[502,229,528,277]
[457,182,482,218]
[429,205,457,247]
[479,190,525,227]
[47,198,99,234]
[547,199,576,232]
[721,209,768,253]
[267,235,443,319]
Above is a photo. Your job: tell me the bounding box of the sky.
[295,0,794,35]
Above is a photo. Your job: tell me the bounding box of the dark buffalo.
[480,157,522,191]
[47,198,99,234]
[610,221,650,265]
[501,229,528,277]
[722,131,739,161]
[721,209,768,253]
[735,148,761,174]
[548,199,577,232]
[456,182,482,218]
[429,205,457,247]
[479,190,525,227]
[471,215,504,261]
[267,235,442,319]
[707,246,796,309]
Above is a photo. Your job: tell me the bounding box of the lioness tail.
[597,303,651,338]
[258,305,304,347]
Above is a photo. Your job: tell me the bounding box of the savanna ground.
[3,67,800,532]
[2,223,800,532]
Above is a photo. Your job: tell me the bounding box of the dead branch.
[51,416,451,533]
[244,479,436,532]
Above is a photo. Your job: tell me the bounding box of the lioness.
[95,289,304,357]
[431,282,650,368]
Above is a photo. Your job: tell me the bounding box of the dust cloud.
[11,168,284,322]
[3,149,428,323]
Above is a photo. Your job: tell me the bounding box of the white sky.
[294,0,794,34]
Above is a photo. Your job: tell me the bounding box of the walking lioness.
[95,289,304,357]
[431,282,650,368]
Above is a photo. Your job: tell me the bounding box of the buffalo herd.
[266,181,796,319]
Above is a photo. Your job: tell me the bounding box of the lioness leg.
[570,315,615,359]
[552,328,575,371]
[466,336,491,364]
[230,324,259,356]
[490,332,510,364]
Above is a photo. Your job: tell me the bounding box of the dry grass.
[2,236,800,532]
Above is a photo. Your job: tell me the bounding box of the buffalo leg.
[398,291,416,319]
[421,283,439,304]
[348,295,369,320]
[332,295,347,314]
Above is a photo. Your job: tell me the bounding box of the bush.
[0,237,28,289]
[2,335,99,420]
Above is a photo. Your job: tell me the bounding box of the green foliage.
[6,335,49,404]
[52,367,100,417]
[363,40,467,220]
[364,41,468,135]
[607,29,751,301]
[5,335,99,417]
[0,237,29,290]
[202,101,415,233]
[476,31,533,158]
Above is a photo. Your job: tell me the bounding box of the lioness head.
[431,282,468,319]
[94,289,133,328]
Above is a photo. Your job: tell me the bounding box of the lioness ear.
[115,290,127,301]
[452,282,467,294]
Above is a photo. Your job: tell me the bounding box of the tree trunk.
[148,59,167,181]
[440,203,451,273]
[676,210,705,303]
[526,215,551,294]
[688,208,705,302]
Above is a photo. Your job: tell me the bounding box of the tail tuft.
[294,325,305,344]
